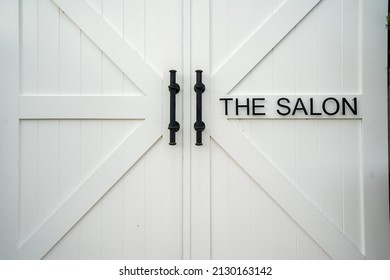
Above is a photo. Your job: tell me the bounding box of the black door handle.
[168,70,180,145]
[193,70,205,146]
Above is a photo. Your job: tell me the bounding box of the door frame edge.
[362,0,390,259]
[0,0,20,260]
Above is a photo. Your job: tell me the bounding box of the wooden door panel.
[204,0,365,259]
[214,1,360,96]
[16,0,180,259]
[211,119,363,259]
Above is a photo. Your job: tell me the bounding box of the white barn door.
[1,0,389,260]
[189,0,390,259]
[3,0,184,259]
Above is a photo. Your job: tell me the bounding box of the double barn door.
[2,0,389,259]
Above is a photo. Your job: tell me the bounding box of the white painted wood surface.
[16,0,182,260]
[211,0,321,96]
[53,0,161,96]
[19,96,161,120]
[1,0,389,260]
[0,0,19,259]
[203,0,388,259]
[362,0,390,259]
[182,0,192,260]
[190,0,211,260]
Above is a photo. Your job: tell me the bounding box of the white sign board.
[218,95,361,119]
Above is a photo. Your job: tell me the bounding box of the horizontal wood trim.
[19,96,161,120]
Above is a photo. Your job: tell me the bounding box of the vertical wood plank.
[145,0,163,74]
[251,52,273,94]
[250,182,274,259]
[59,121,81,210]
[228,0,251,94]
[38,0,60,95]
[102,0,124,96]
[191,0,210,259]
[0,0,19,258]
[99,0,125,254]
[79,0,103,259]
[161,147,183,259]
[250,119,273,259]
[250,121,273,160]
[273,120,296,183]
[81,34,102,95]
[19,121,39,243]
[53,11,81,259]
[124,0,145,57]
[182,0,192,260]
[144,140,164,259]
[161,0,183,259]
[123,157,145,259]
[102,55,123,95]
[58,8,82,258]
[295,6,318,93]
[318,0,341,93]
[123,0,145,95]
[211,141,229,259]
[296,120,319,206]
[102,180,124,259]
[59,11,81,95]
[342,120,363,250]
[228,0,250,54]
[36,1,61,251]
[319,120,343,230]
[101,121,124,259]
[210,0,228,74]
[228,143,251,259]
[80,125,102,181]
[274,206,297,259]
[250,0,273,94]
[342,0,359,93]
[81,0,102,97]
[21,0,38,96]
[79,0,102,259]
[58,4,82,204]
[79,201,102,259]
[272,0,295,94]
[79,120,102,259]
[55,11,81,259]
[273,29,295,94]
[78,1,103,256]
[37,121,60,225]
